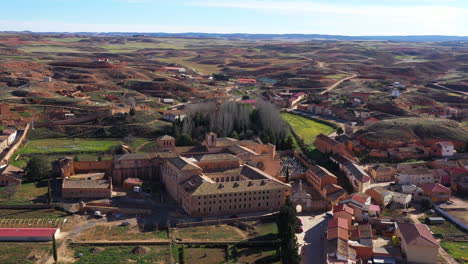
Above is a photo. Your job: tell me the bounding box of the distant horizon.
[3,31,468,38]
[1,0,467,36]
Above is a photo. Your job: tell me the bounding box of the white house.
[163,111,187,122]
[391,88,401,98]
[397,167,434,185]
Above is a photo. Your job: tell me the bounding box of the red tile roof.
[238,79,257,84]
[0,228,57,237]
[333,204,354,215]
[328,217,349,230]
[240,99,257,104]
[397,223,439,247]
[369,204,380,212]
[124,178,142,184]
[422,183,450,194]
[350,194,367,204]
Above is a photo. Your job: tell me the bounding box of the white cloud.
[0,19,241,33]
[189,0,468,35]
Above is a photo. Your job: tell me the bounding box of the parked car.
[295,227,303,233]
[445,200,453,205]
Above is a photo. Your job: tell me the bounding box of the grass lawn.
[76,225,168,241]
[244,221,279,240]
[281,113,335,145]
[16,138,122,155]
[325,73,351,79]
[72,245,171,264]
[440,241,468,263]
[184,247,226,264]
[236,245,281,264]
[0,182,48,204]
[172,225,245,241]
[0,243,51,264]
[419,214,466,236]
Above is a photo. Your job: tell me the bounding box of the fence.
[434,205,468,232]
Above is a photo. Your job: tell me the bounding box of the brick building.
[62,178,112,199]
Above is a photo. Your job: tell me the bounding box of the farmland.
[0,182,50,205]
[281,113,335,146]
[15,138,122,155]
[76,225,168,241]
[0,243,52,264]
[440,241,468,263]
[72,245,171,264]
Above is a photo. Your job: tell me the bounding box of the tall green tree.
[277,198,301,264]
[52,234,58,263]
[24,156,50,182]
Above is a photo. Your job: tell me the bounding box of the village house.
[0,164,23,186]
[327,217,350,241]
[163,66,186,73]
[62,178,113,199]
[365,186,392,207]
[368,164,396,182]
[156,135,176,152]
[306,165,348,205]
[327,238,357,264]
[315,134,356,161]
[331,154,371,192]
[451,173,468,194]
[401,184,424,202]
[350,223,374,259]
[395,223,439,264]
[431,142,454,157]
[396,166,435,185]
[162,110,187,122]
[338,199,367,222]
[333,204,354,229]
[388,145,430,160]
[390,192,412,209]
[368,149,388,158]
[421,183,451,202]
[237,79,257,87]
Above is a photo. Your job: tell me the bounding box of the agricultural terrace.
[11,137,153,168]
[72,245,171,264]
[171,221,278,242]
[0,243,52,264]
[281,113,335,146]
[76,225,168,241]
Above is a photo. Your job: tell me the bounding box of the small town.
[1,1,468,264]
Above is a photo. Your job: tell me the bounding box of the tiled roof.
[310,165,336,179]
[316,134,340,147]
[115,153,159,161]
[397,223,439,247]
[0,164,23,180]
[63,179,110,189]
[345,163,371,183]
[328,217,349,230]
[0,228,57,238]
[196,153,240,162]
[333,204,354,215]
[421,183,450,194]
[167,156,201,171]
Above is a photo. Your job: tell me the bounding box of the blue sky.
[1,0,467,35]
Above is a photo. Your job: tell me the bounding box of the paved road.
[297,212,329,264]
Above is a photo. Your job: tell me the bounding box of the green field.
[16,138,122,155]
[0,243,51,264]
[73,245,171,264]
[325,73,351,79]
[440,241,468,263]
[76,225,168,241]
[281,113,335,146]
[0,182,49,205]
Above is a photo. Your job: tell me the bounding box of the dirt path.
[45,217,107,264]
[135,141,152,152]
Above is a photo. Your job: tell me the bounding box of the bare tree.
[3,184,19,200]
